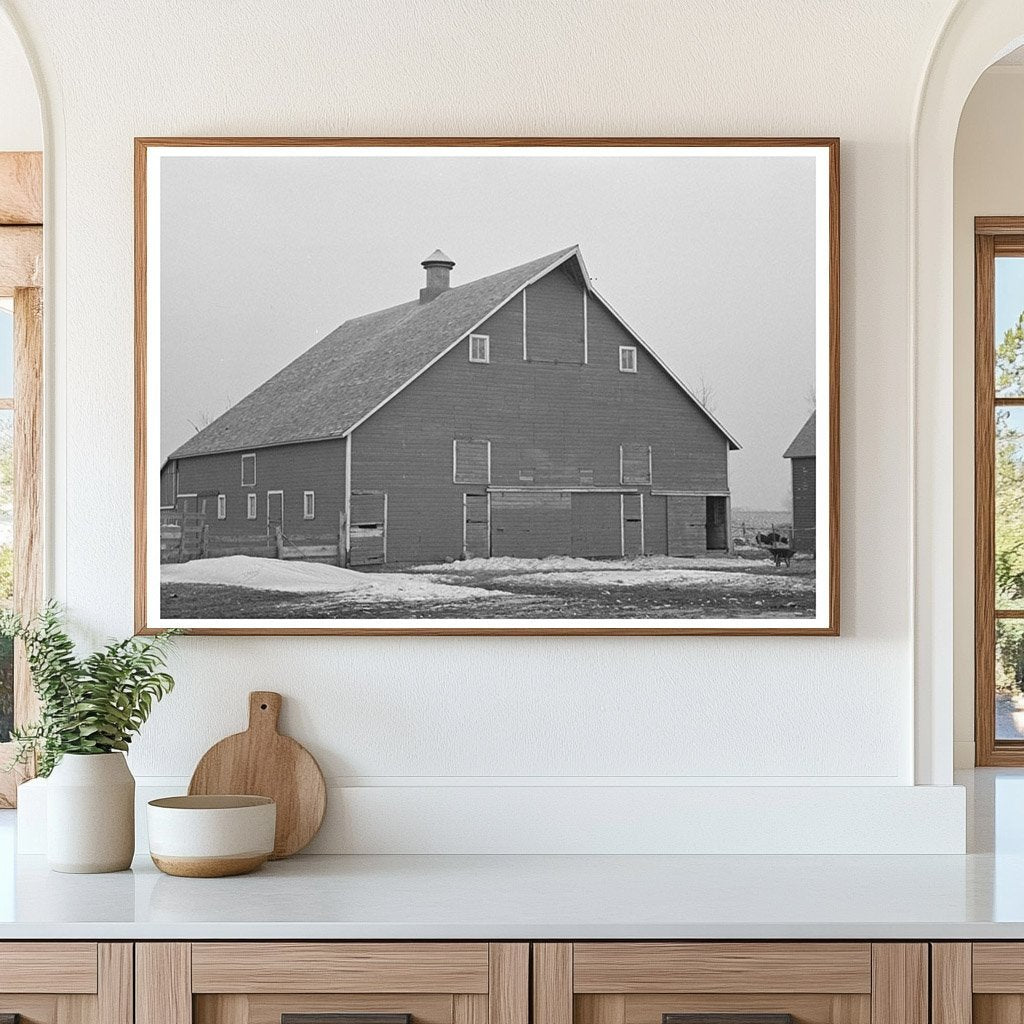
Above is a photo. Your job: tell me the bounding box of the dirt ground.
[161,552,816,620]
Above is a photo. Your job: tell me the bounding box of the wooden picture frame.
[135,137,839,636]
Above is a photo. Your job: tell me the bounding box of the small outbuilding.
[783,412,816,554]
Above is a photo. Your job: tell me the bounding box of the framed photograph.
[135,137,839,636]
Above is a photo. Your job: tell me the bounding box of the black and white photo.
[136,139,838,634]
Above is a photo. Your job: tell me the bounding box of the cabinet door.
[939,943,1024,1024]
[0,942,131,1024]
[137,943,528,1024]
[534,944,928,1024]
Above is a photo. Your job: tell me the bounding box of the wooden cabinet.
[0,942,132,1024]
[136,944,528,1024]
[932,943,1024,1024]
[532,944,928,1024]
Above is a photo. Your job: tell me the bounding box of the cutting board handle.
[248,691,282,734]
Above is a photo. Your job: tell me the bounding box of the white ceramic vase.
[46,752,135,873]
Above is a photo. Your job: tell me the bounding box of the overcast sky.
[160,150,817,509]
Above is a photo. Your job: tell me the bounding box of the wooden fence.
[161,512,345,566]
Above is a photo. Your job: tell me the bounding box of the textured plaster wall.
[0,0,961,801]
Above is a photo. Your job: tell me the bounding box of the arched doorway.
[914,1,1024,784]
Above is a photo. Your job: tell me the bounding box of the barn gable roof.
[170,245,740,459]
[784,411,816,459]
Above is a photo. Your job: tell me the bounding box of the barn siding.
[791,456,816,553]
[172,437,347,552]
[570,493,621,557]
[524,266,585,364]
[159,461,177,507]
[666,495,707,555]
[491,490,571,557]
[350,264,731,562]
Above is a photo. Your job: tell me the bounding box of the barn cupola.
[420,249,455,303]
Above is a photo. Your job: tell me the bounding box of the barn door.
[266,490,284,534]
[706,495,728,550]
[620,493,644,557]
[666,494,706,555]
[463,493,490,558]
[349,490,387,565]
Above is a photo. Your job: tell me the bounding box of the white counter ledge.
[1,850,1024,940]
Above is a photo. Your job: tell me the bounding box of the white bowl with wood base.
[147,795,276,877]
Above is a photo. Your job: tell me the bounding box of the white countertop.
[1,769,1022,941]
[0,849,1023,940]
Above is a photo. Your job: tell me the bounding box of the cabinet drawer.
[534,943,926,1024]
[191,943,490,994]
[572,944,872,994]
[139,943,528,1024]
[0,943,130,1024]
[0,942,98,994]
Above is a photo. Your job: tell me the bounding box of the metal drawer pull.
[664,1016,795,1024]
[283,1016,411,1024]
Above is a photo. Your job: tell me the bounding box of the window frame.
[619,443,653,486]
[0,287,43,807]
[975,218,1024,765]
[303,490,316,519]
[453,438,492,484]
[619,345,637,373]
[216,493,226,520]
[468,333,490,364]
[246,492,257,520]
[241,452,256,487]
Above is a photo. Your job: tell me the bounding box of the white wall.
[952,66,1024,767]
[0,12,39,151]
[1,0,972,852]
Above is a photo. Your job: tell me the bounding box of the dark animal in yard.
[755,531,794,569]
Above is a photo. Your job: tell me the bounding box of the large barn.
[161,247,741,566]
[783,411,816,554]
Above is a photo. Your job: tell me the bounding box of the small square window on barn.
[453,439,491,484]
[246,492,257,520]
[303,491,315,519]
[519,468,535,483]
[217,494,226,520]
[241,452,256,487]
[468,333,490,363]
[619,346,637,373]
[620,443,652,485]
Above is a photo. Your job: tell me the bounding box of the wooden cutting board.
[188,691,326,859]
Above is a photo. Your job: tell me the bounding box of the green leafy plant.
[0,603,179,777]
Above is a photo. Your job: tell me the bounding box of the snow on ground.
[488,568,815,590]
[161,556,499,602]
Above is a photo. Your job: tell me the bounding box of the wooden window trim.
[246,492,257,520]
[241,452,256,487]
[266,489,284,531]
[0,154,45,808]
[216,494,226,520]
[468,333,490,363]
[619,443,652,486]
[303,490,315,519]
[619,345,637,373]
[453,438,492,485]
[975,218,1024,765]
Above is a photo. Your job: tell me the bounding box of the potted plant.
[2,603,178,873]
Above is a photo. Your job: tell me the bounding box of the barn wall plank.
[790,457,816,552]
